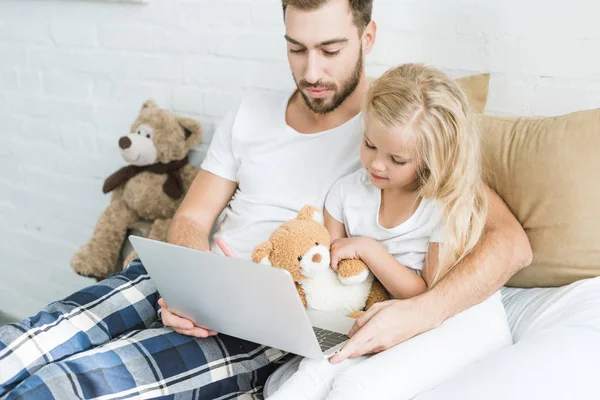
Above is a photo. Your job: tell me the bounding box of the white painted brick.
[197,120,215,144]
[489,37,600,81]
[208,30,287,62]
[5,22,52,45]
[172,86,205,115]
[43,72,91,101]
[203,90,244,118]
[0,241,93,293]
[20,118,99,156]
[372,1,456,35]
[0,155,22,184]
[0,67,19,91]
[0,43,27,67]
[99,24,163,51]
[0,261,79,306]
[93,104,143,133]
[251,2,284,27]
[124,54,184,82]
[8,184,108,228]
[0,121,19,153]
[1,206,90,250]
[179,1,253,29]
[19,70,42,95]
[9,96,95,123]
[119,81,174,109]
[134,0,178,25]
[0,92,7,117]
[454,2,501,38]
[378,31,488,72]
[92,76,119,102]
[189,143,209,167]
[0,229,77,273]
[21,117,64,144]
[11,147,117,183]
[456,0,600,40]
[531,78,600,116]
[248,61,297,91]
[0,279,55,320]
[185,57,250,88]
[50,23,98,48]
[60,123,100,155]
[98,25,208,54]
[30,48,126,77]
[486,74,537,115]
[9,137,71,171]
[162,29,210,55]
[0,21,7,41]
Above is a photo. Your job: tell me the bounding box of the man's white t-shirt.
[325,169,444,273]
[201,91,363,259]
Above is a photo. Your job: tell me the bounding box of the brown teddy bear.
[252,205,389,318]
[71,99,202,280]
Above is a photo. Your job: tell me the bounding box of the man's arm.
[167,169,237,250]
[330,185,532,363]
[421,185,533,327]
[159,169,237,338]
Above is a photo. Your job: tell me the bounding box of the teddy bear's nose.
[312,253,322,263]
[119,136,132,150]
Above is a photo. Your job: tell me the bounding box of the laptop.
[129,236,354,360]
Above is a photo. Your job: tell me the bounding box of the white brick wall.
[0,0,599,319]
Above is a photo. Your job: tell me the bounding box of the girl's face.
[360,113,420,192]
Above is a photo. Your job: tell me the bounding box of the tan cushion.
[368,73,490,113]
[478,109,600,287]
[455,73,490,113]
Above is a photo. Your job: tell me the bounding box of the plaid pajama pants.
[0,259,288,399]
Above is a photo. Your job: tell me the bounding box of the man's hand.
[330,237,373,271]
[158,298,219,338]
[159,239,237,337]
[329,297,440,364]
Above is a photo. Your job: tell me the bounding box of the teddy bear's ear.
[252,241,273,265]
[297,205,324,224]
[177,116,202,143]
[141,99,158,111]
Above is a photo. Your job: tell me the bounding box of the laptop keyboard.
[313,327,349,352]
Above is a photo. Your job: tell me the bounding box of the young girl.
[265,64,512,399]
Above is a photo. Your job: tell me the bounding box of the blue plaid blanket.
[0,260,287,399]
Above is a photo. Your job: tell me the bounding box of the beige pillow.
[455,73,490,114]
[477,109,600,287]
[368,73,490,113]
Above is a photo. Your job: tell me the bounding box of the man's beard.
[296,49,363,115]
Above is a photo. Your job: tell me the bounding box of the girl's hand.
[330,237,373,271]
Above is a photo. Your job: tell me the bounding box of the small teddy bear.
[252,205,389,317]
[71,99,202,280]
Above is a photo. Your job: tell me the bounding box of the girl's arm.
[421,242,440,287]
[359,239,428,300]
[324,209,347,241]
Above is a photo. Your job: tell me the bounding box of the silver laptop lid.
[129,236,326,359]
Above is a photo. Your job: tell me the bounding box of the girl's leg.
[267,355,366,400]
[326,291,512,400]
[0,259,159,396]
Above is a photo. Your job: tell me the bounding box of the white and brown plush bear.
[252,205,389,318]
[71,100,202,280]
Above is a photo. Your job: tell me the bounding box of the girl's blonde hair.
[366,63,487,286]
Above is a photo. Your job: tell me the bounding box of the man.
[0,1,534,398]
